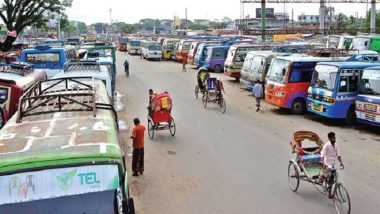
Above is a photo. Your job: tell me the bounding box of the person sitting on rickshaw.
[148,89,157,116]
[197,68,208,91]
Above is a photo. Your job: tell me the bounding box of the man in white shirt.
[319,132,344,198]
[252,80,263,112]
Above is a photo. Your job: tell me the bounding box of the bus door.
[334,69,361,117]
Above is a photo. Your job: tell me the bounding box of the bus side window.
[348,71,359,92]
[339,76,348,92]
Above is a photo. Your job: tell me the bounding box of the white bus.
[140,40,162,60]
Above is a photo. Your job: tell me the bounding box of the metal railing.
[0,63,34,76]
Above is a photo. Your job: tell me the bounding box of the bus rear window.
[131,41,141,46]
[26,53,60,64]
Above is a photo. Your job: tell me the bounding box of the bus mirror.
[282,68,286,76]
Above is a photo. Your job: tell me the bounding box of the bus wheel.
[214,65,222,73]
[346,106,357,125]
[0,109,4,129]
[291,99,305,114]
[235,77,240,81]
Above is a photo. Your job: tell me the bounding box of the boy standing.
[131,118,146,176]
[253,80,263,112]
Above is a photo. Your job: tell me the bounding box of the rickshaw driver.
[148,89,157,116]
[197,68,208,91]
[318,132,344,198]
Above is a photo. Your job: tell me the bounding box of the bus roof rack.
[0,62,35,76]
[16,77,117,123]
[64,60,101,72]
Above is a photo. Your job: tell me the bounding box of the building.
[194,19,210,26]
[94,23,107,34]
[297,7,337,28]
[236,12,290,30]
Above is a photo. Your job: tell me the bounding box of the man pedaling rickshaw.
[197,67,210,92]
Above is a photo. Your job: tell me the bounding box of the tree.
[76,21,87,34]
[0,0,73,51]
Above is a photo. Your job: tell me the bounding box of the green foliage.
[114,22,139,34]
[363,10,380,32]
[188,24,208,30]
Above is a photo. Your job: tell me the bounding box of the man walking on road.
[182,54,187,72]
[253,80,263,112]
[130,118,146,176]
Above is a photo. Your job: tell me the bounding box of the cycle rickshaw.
[202,77,226,113]
[288,131,351,214]
[147,92,176,139]
[194,69,209,99]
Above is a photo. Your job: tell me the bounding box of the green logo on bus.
[78,172,100,185]
[56,169,77,190]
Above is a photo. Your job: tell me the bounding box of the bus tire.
[0,108,4,129]
[235,77,240,81]
[291,98,305,114]
[346,105,357,125]
[214,65,222,73]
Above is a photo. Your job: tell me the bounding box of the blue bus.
[307,62,380,124]
[203,45,230,73]
[20,46,76,77]
[355,67,380,126]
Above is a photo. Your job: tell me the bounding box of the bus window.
[26,53,60,64]
[289,66,314,83]
[213,49,222,59]
[339,76,349,92]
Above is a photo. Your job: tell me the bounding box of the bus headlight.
[307,93,312,98]
[323,97,335,103]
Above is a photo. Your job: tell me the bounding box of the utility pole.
[370,0,376,34]
[261,0,266,41]
[185,8,188,29]
[292,8,294,29]
[57,13,61,39]
[319,0,325,34]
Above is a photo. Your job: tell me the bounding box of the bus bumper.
[306,99,340,118]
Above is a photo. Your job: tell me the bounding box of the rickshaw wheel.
[169,117,176,136]
[220,97,226,113]
[202,93,208,108]
[195,85,199,99]
[288,161,300,192]
[148,120,154,139]
[333,184,351,214]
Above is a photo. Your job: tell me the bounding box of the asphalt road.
[115,52,380,214]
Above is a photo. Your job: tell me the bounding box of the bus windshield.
[267,59,290,83]
[225,47,237,63]
[312,65,339,91]
[183,42,192,51]
[360,69,380,95]
[131,40,141,46]
[118,38,128,44]
[149,44,162,51]
[26,53,60,64]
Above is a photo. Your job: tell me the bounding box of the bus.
[54,60,114,100]
[175,39,194,62]
[0,77,135,214]
[203,45,230,73]
[140,40,162,60]
[240,51,290,91]
[20,46,77,77]
[117,37,129,51]
[307,62,380,123]
[194,43,219,68]
[187,41,214,65]
[127,38,141,55]
[351,36,380,52]
[326,35,353,50]
[0,63,46,128]
[355,67,380,126]
[265,56,346,114]
[162,38,180,60]
[224,44,273,81]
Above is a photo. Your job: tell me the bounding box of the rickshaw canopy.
[151,92,172,112]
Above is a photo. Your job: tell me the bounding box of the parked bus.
[0,77,135,214]
[20,46,77,77]
[326,35,353,50]
[162,38,180,60]
[195,43,219,68]
[307,62,380,123]
[117,37,129,51]
[240,51,290,91]
[175,39,194,62]
[187,41,214,65]
[351,36,380,52]
[355,67,380,126]
[0,63,46,128]
[127,38,141,55]
[54,60,114,100]
[203,45,230,73]
[224,44,273,81]
[140,40,162,60]
[265,56,346,114]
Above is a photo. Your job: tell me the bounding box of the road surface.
[115,52,380,214]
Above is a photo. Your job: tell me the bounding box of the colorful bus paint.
[175,39,194,62]
[203,45,230,73]
[187,41,214,65]
[20,46,77,78]
[127,38,141,55]
[0,63,47,128]
[224,44,273,80]
[162,38,180,60]
[0,77,134,213]
[117,37,129,51]
[355,67,380,126]
[307,62,380,124]
[195,43,219,68]
[265,56,346,114]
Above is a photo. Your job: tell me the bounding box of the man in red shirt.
[130,118,146,176]
[182,53,187,72]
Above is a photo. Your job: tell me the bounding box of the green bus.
[0,77,135,214]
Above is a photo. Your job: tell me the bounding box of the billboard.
[256,8,275,19]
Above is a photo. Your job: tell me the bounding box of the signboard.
[256,8,275,19]
[0,165,120,205]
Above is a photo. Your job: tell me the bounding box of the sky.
[65,0,372,24]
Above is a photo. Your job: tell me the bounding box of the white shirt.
[321,141,341,168]
[253,83,263,98]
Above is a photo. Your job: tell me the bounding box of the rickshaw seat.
[300,154,321,163]
[207,78,217,90]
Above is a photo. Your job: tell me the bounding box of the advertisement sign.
[0,165,120,205]
[256,8,275,19]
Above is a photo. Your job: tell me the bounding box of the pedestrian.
[130,118,146,176]
[182,54,187,72]
[252,80,263,112]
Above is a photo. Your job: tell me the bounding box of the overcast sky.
[65,0,372,24]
